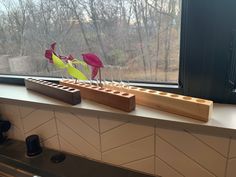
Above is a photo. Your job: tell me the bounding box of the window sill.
[0,84,236,136]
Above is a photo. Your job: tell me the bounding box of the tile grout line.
[157,134,217,177]
[17,105,26,139]
[20,107,38,120]
[57,118,100,152]
[54,110,62,151]
[41,134,58,143]
[58,134,84,156]
[18,106,26,138]
[98,116,102,161]
[71,112,99,133]
[119,155,154,166]
[100,121,130,135]
[102,134,154,154]
[155,155,185,177]
[224,137,232,177]
[228,157,236,160]
[23,117,54,135]
[185,129,228,159]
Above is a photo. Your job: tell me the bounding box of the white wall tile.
[156,135,215,177]
[156,126,226,177]
[102,135,154,165]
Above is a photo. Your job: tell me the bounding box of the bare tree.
[133,0,147,77]
[0,0,181,82]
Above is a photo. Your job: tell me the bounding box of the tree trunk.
[133,0,147,77]
[155,0,164,81]
[70,0,92,52]
[89,0,108,62]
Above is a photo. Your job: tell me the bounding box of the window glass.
[0,0,181,83]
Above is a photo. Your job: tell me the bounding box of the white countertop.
[0,84,236,135]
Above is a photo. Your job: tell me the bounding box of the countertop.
[0,84,236,136]
[0,139,154,177]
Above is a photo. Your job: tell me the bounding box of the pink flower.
[44,42,56,63]
[82,53,103,79]
[45,42,74,63]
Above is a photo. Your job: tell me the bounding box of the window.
[0,0,181,83]
[1,0,236,104]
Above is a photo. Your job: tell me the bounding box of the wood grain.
[60,80,135,112]
[104,83,213,122]
[25,78,81,105]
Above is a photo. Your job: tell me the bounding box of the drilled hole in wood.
[170,94,179,97]
[183,96,192,100]
[114,91,120,94]
[122,93,129,96]
[91,86,97,89]
[106,89,112,92]
[159,92,167,95]
[99,88,105,90]
[52,84,57,86]
[130,87,137,90]
[139,88,146,91]
[68,88,75,91]
[148,90,157,93]
[57,85,63,88]
[196,99,206,103]
[47,83,53,85]
[63,87,69,89]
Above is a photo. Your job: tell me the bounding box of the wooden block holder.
[104,83,213,122]
[25,78,81,105]
[60,80,135,112]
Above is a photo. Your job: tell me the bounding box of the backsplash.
[0,102,236,177]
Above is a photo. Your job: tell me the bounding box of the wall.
[0,102,236,177]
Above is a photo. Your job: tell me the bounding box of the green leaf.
[72,59,90,73]
[67,64,88,80]
[52,53,66,69]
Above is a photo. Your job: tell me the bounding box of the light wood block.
[104,83,213,122]
[25,78,81,105]
[60,80,135,112]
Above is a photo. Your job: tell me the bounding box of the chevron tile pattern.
[55,111,101,160]
[226,138,236,177]
[156,125,229,177]
[1,102,236,177]
[100,115,155,174]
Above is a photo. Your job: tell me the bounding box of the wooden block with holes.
[25,78,81,105]
[104,83,213,122]
[60,80,135,112]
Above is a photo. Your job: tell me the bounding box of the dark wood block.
[25,78,81,105]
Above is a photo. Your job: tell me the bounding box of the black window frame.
[0,0,236,104]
